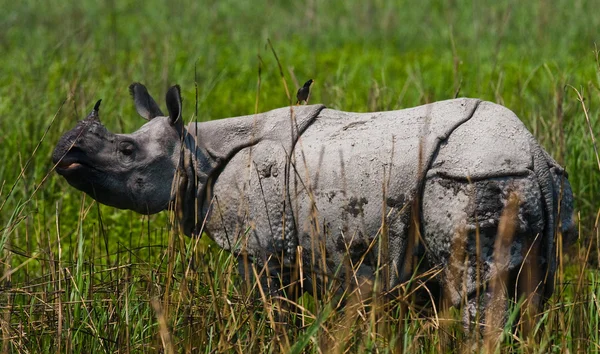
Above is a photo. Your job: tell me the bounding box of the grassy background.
[1,0,599,352]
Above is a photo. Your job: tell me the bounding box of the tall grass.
[1,0,599,352]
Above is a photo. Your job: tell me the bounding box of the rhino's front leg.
[236,252,308,326]
[236,254,299,299]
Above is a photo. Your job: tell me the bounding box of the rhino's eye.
[119,141,135,157]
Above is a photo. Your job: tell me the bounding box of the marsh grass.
[1,0,600,352]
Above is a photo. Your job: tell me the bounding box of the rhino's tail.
[531,139,576,298]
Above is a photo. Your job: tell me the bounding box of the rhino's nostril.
[68,146,85,154]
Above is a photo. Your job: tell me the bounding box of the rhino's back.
[295,98,482,192]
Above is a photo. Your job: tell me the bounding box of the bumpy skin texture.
[53,86,575,324]
[205,99,575,304]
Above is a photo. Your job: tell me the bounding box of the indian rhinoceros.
[52,83,575,325]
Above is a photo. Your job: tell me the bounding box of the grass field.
[1,0,599,352]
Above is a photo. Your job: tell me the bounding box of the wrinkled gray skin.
[53,83,575,327]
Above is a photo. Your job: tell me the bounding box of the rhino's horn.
[85,99,102,122]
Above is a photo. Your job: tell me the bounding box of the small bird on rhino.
[296,79,314,105]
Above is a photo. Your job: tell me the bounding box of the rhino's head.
[52,84,185,215]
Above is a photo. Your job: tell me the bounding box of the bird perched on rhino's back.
[296,79,314,105]
[52,82,575,330]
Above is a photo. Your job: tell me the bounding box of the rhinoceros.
[52,83,575,325]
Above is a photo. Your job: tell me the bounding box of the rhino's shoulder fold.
[180,104,325,240]
[192,105,326,260]
[188,104,326,162]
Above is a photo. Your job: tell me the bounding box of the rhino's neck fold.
[178,104,326,238]
[173,129,218,237]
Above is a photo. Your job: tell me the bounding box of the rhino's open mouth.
[56,160,82,170]
[54,159,86,175]
[54,147,89,173]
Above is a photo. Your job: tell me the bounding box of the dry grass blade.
[267,39,292,104]
[151,298,175,354]
[484,191,520,352]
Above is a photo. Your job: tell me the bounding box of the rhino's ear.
[129,82,164,120]
[165,85,182,125]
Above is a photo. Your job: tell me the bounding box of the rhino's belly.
[289,107,435,285]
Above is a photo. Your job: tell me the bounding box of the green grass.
[1,0,599,352]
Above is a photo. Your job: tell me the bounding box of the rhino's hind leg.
[421,173,547,331]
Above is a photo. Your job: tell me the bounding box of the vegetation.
[1,0,599,352]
